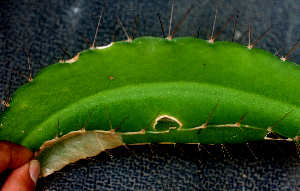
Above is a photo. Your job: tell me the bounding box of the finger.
[0,141,33,174]
[1,160,40,191]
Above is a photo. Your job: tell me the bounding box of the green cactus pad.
[1,37,300,176]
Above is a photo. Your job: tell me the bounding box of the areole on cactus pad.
[1,2,300,178]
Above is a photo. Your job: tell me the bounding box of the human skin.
[0,141,40,191]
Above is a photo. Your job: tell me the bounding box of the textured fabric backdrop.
[1,0,300,190]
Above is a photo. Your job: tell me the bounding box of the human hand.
[0,141,40,191]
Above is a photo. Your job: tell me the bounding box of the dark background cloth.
[1,0,300,190]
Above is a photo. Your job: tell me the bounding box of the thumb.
[1,160,40,191]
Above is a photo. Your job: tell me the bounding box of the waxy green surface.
[1,37,300,152]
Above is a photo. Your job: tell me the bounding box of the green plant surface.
[0,0,297,188]
[1,37,300,148]
[1,37,300,176]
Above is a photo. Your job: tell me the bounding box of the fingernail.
[29,160,40,184]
